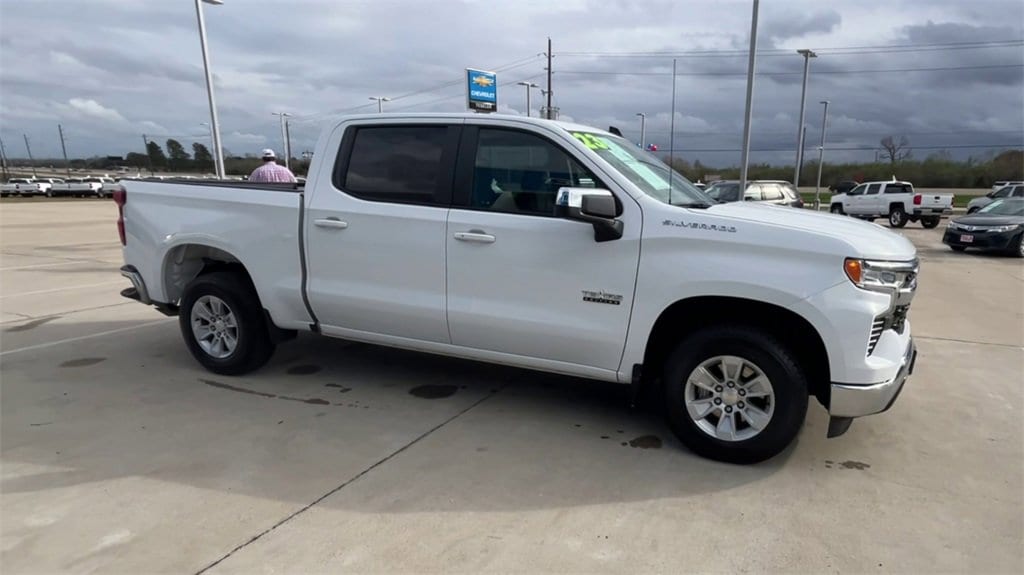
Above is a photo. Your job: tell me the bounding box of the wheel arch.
[641,296,831,406]
[161,243,254,305]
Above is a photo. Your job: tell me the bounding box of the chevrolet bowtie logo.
[472,75,494,87]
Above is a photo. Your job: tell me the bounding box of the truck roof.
[336,113,613,137]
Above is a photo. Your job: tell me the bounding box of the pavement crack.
[916,335,1023,350]
[193,385,507,575]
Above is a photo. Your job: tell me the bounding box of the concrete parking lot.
[1,200,1021,574]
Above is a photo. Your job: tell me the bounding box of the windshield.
[979,199,1024,216]
[570,131,711,206]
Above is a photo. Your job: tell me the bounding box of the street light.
[793,48,817,188]
[272,112,292,169]
[516,81,539,117]
[738,0,760,191]
[636,112,646,149]
[369,96,391,113]
[814,100,830,210]
[195,0,225,179]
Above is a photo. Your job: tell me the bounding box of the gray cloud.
[0,0,1020,167]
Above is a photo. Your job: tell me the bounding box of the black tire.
[921,216,940,229]
[888,206,908,228]
[950,245,966,252]
[46,190,54,198]
[1010,233,1024,259]
[829,204,844,214]
[179,271,275,375]
[663,326,809,464]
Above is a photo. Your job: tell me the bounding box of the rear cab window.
[884,183,914,194]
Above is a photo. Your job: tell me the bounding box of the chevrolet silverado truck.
[117,114,918,464]
[829,180,953,228]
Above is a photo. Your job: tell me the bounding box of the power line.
[650,143,1022,153]
[557,63,1023,77]
[559,39,1024,58]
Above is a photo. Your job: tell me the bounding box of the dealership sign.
[466,68,497,113]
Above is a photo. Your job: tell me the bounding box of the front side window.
[849,184,866,196]
[994,186,1013,198]
[342,126,448,204]
[866,184,881,195]
[470,129,600,216]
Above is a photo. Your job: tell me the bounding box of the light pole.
[369,96,391,113]
[23,134,37,178]
[517,81,539,117]
[636,113,646,149]
[195,0,225,179]
[200,122,215,174]
[793,49,817,187]
[738,0,760,191]
[272,112,291,169]
[814,100,830,210]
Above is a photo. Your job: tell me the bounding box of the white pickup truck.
[829,180,953,228]
[117,114,919,463]
[1,178,50,196]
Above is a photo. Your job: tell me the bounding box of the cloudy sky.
[1,0,1021,166]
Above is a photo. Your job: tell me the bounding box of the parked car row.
[968,183,1024,213]
[0,177,119,198]
[943,198,1024,258]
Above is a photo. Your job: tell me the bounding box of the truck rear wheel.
[888,206,908,228]
[921,216,940,229]
[179,271,275,375]
[662,326,808,464]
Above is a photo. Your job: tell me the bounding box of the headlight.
[986,224,1020,233]
[844,258,917,291]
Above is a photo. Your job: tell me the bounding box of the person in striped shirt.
[248,149,296,183]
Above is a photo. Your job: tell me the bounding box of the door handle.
[313,218,348,229]
[453,230,495,244]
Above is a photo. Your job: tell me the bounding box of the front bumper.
[827,338,916,436]
[942,229,1019,250]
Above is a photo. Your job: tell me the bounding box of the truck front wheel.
[179,271,275,375]
[829,204,844,214]
[663,326,808,464]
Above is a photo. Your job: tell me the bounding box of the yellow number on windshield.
[572,132,609,150]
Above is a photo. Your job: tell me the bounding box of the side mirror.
[556,187,623,242]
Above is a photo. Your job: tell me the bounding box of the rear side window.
[885,183,913,194]
[866,184,881,195]
[1013,187,1024,197]
[761,184,784,200]
[744,184,763,201]
[340,126,450,204]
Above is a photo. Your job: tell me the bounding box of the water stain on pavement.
[5,316,59,333]
[627,435,663,449]
[287,364,322,375]
[60,357,106,368]
[200,379,329,406]
[824,459,871,470]
[409,384,458,399]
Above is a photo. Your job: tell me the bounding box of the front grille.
[867,317,886,356]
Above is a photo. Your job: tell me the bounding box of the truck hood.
[704,202,917,260]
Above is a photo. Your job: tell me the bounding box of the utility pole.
[814,100,830,210]
[195,0,225,179]
[793,49,817,187]
[636,113,647,149]
[22,134,37,178]
[0,136,10,181]
[272,112,291,169]
[57,124,71,179]
[142,134,154,176]
[668,59,678,202]
[797,125,807,183]
[545,37,553,119]
[738,0,760,192]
